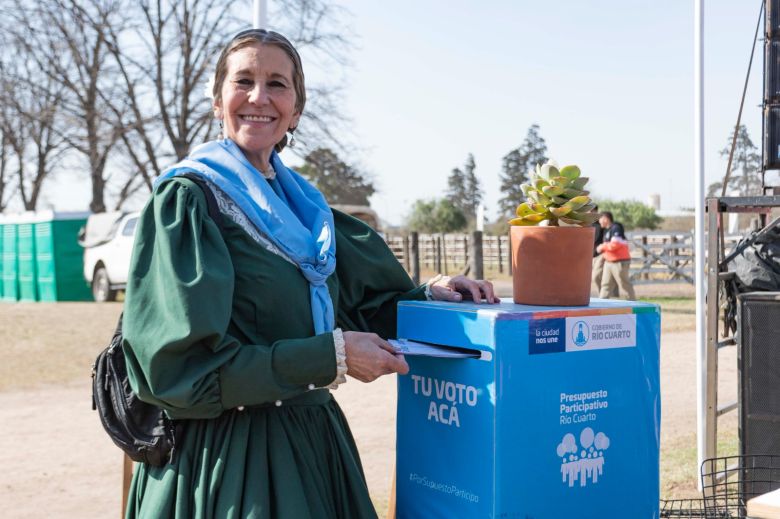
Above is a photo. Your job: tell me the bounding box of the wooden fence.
[384,231,741,285]
[384,233,511,282]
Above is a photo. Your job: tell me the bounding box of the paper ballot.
[390,339,482,359]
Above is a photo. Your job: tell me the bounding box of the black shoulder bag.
[91,174,224,467]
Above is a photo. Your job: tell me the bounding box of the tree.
[446,166,467,211]
[274,0,353,153]
[0,0,354,212]
[3,0,128,213]
[104,0,353,208]
[463,154,483,211]
[446,153,483,222]
[498,124,548,217]
[406,198,467,234]
[460,154,483,220]
[485,217,510,237]
[0,130,14,212]
[99,0,237,208]
[0,55,69,211]
[708,125,762,197]
[298,148,375,205]
[597,199,662,230]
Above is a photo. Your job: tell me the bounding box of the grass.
[639,296,696,334]
[642,295,739,502]
[640,296,696,305]
[648,296,702,501]
[661,427,739,501]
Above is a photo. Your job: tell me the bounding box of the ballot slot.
[390,338,492,361]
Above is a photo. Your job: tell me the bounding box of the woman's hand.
[428,275,500,304]
[343,331,409,382]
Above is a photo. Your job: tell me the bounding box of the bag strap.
[177,172,225,231]
[108,313,124,352]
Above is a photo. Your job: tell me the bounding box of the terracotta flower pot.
[510,225,595,306]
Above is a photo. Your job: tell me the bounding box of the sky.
[303,0,764,225]
[41,0,767,226]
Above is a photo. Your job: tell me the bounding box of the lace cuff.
[424,274,443,300]
[328,328,348,389]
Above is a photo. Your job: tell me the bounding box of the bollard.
[402,235,410,271]
[497,234,504,274]
[435,236,442,274]
[470,230,484,280]
[410,232,420,285]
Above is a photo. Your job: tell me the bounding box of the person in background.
[591,205,617,297]
[596,211,636,300]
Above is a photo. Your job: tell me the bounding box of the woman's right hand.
[343,331,409,382]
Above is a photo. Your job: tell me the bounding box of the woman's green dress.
[122,178,425,518]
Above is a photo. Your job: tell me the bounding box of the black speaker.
[767,40,780,102]
[770,0,780,39]
[764,105,780,170]
[739,292,780,457]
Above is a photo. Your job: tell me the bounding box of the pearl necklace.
[260,164,276,180]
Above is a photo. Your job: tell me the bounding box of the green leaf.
[520,184,532,196]
[508,217,537,226]
[522,213,548,223]
[571,177,589,190]
[550,206,572,217]
[534,178,550,190]
[559,165,581,180]
[528,190,551,205]
[542,185,564,197]
[567,195,590,211]
[550,195,568,205]
[540,163,559,180]
[562,188,588,198]
[549,176,572,188]
[568,211,600,224]
[558,216,586,226]
[515,202,534,217]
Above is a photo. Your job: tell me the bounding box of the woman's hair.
[212,29,306,151]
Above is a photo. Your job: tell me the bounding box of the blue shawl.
[156,139,336,335]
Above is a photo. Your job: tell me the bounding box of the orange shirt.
[601,238,631,262]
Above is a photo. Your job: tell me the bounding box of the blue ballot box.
[395,298,661,519]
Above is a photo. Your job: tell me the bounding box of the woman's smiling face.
[214,43,300,171]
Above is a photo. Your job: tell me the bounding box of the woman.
[122,29,498,518]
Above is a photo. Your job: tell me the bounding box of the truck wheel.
[92,267,117,302]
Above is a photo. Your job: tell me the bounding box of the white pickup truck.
[80,212,139,302]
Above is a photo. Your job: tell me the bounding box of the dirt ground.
[0,283,715,517]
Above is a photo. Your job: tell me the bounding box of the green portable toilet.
[2,215,19,302]
[17,212,39,301]
[0,215,5,300]
[35,211,92,301]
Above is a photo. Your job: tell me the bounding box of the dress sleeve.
[332,210,426,339]
[122,179,337,419]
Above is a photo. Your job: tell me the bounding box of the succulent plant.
[509,161,598,227]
